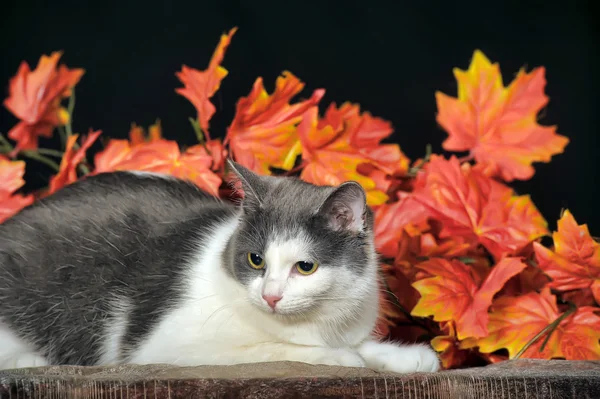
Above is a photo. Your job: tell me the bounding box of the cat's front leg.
[357,340,440,373]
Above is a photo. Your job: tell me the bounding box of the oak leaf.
[3,51,84,151]
[534,210,600,305]
[176,28,237,138]
[298,102,410,205]
[0,156,34,223]
[49,130,102,194]
[476,287,600,360]
[436,50,569,181]
[225,71,324,174]
[413,155,548,260]
[411,257,527,340]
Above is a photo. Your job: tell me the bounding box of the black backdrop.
[1,0,598,231]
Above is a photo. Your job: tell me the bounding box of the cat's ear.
[227,159,266,207]
[318,181,367,233]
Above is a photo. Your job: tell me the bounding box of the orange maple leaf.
[534,210,600,305]
[298,102,410,205]
[49,130,102,194]
[411,257,527,340]
[3,51,84,151]
[129,120,163,146]
[436,50,569,182]
[412,155,548,260]
[431,322,474,369]
[94,139,222,196]
[0,156,34,223]
[225,71,325,175]
[476,287,600,360]
[176,27,237,139]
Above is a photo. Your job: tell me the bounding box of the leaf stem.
[0,133,12,151]
[408,144,432,176]
[189,117,205,144]
[33,148,65,158]
[513,301,577,359]
[20,151,60,171]
[57,126,67,150]
[65,90,76,137]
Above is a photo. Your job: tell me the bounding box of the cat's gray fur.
[0,161,440,372]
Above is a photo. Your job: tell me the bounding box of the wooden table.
[1,359,599,398]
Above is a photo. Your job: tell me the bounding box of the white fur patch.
[98,296,132,365]
[0,321,48,370]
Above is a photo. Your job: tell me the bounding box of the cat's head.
[223,161,380,324]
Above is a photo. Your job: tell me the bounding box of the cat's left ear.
[226,159,266,207]
[317,181,367,233]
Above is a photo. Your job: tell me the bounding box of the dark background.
[1,0,598,231]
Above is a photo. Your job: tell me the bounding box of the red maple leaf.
[225,71,325,174]
[176,27,237,139]
[298,102,410,205]
[411,257,527,340]
[534,210,600,305]
[373,192,431,258]
[0,156,34,223]
[3,51,84,151]
[476,287,600,360]
[436,50,569,181]
[48,130,102,194]
[412,155,548,260]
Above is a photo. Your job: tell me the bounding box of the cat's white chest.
[126,216,306,366]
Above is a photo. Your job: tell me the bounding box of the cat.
[0,160,440,373]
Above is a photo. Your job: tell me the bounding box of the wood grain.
[1,359,599,398]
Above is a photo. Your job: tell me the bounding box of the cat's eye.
[295,261,318,275]
[247,253,265,269]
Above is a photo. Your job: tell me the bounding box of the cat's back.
[0,171,238,365]
[2,171,226,236]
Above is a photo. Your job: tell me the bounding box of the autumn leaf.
[534,210,600,305]
[94,139,222,196]
[476,287,600,360]
[0,156,28,193]
[431,322,474,369]
[436,50,569,182]
[298,102,410,205]
[49,130,102,194]
[225,71,325,174]
[0,156,34,223]
[373,192,431,258]
[176,27,237,138]
[411,257,527,340]
[3,51,84,151]
[129,120,163,146]
[412,155,548,260]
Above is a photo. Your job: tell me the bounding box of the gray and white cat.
[0,161,439,373]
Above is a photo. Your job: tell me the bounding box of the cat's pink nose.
[262,294,282,309]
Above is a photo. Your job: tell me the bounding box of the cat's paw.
[308,348,366,368]
[358,341,440,373]
[0,352,49,370]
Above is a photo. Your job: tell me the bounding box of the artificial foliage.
[1,28,599,369]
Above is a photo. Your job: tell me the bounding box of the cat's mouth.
[255,297,321,318]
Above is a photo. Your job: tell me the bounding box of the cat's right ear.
[226,159,265,208]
